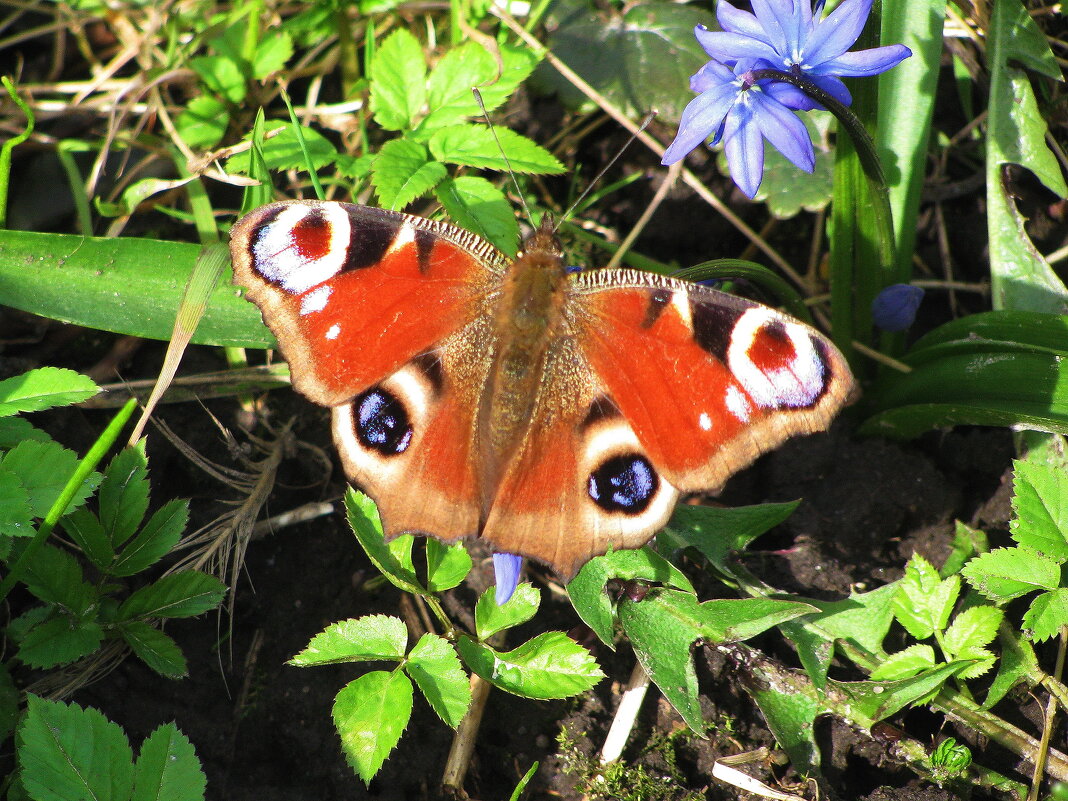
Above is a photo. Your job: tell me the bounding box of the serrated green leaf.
[869,644,937,681]
[132,723,206,801]
[226,123,337,174]
[943,605,1004,656]
[1010,459,1068,560]
[2,439,101,517]
[799,583,899,683]
[435,176,519,257]
[190,54,246,103]
[369,29,426,131]
[428,125,564,174]
[19,543,95,612]
[0,368,99,416]
[658,501,799,576]
[475,583,540,641]
[121,621,189,679]
[18,694,135,801]
[17,617,103,669]
[345,489,423,594]
[421,43,540,131]
[424,538,471,593]
[61,507,113,569]
[99,442,150,549]
[252,31,293,79]
[289,615,408,666]
[0,417,51,448]
[892,555,959,640]
[333,670,413,783]
[0,464,33,538]
[457,632,603,700]
[112,499,189,577]
[962,546,1060,601]
[942,520,989,577]
[567,547,694,646]
[953,645,997,680]
[985,627,1040,708]
[370,138,447,210]
[405,634,471,728]
[176,94,230,149]
[619,589,812,731]
[118,571,226,620]
[1023,588,1068,642]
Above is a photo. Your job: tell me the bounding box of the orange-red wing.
[230,200,506,407]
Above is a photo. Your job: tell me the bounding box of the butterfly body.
[230,200,855,579]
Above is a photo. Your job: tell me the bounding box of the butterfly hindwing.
[230,200,508,406]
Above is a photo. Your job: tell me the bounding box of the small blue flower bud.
[871,283,924,332]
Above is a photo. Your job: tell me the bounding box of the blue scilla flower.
[662,58,815,198]
[695,0,912,111]
[492,552,523,604]
[871,283,924,331]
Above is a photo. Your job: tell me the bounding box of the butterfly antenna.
[473,88,537,230]
[556,110,657,234]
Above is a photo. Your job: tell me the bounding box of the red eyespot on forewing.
[291,211,333,262]
[746,322,796,373]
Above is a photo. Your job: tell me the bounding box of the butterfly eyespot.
[588,454,658,514]
[354,388,413,455]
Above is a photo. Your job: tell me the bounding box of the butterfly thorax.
[477,221,570,496]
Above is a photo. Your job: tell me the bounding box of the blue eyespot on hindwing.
[355,388,413,455]
[588,454,658,514]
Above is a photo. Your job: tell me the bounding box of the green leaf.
[0,417,52,448]
[428,125,564,174]
[952,644,997,680]
[828,662,970,725]
[369,29,427,131]
[176,94,230,149]
[345,489,423,594]
[942,521,989,577]
[112,499,189,577]
[619,589,812,731]
[749,112,833,218]
[0,464,33,538]
[251,31,293,79]
[456,632,603,699]
[117,571,227,620]
[289,615,409,666]
[424,538,472,593]
[985,627,1040,708]
[61,507,113,569]
[17,616,104,669]
[2,439,101,517]
[0,231,270,349]
[892,554,959,640]
[18,694,135,801]
[190,54,246,104]
[132,723,206,801]
[534,0,715,121]
[99,442,150,549]
[658,501,799,576]
[567,547,694,646]
[985,0,1068,312]
[370,138,447,210]
[742,659,822,775]
[421,42,539,131]
[121,621,189,679]
[435,176,519,257]
[962,546,1060,601]
[405,634,471,728]
[1023,588,1068,642]
[1011,459,1068,560]
[869,644,937,681]
[18,543,95,612]
[0,368,98,415]
[475,583,540,641]
[333,670,413,783]
[226,122,337,174]
[943,605,1004,656]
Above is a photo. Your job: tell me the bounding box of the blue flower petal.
[803,0,872,64]
[764,81,814,110]
[749,0,791,56]
[813,45,912,77]
[689,57,736,93]
[695,29,781,64]
[872,284,924,331]
[492,552,524,605]
[723,102,765,198]
[662,80,738,164]
[715,2,769,40]
[752,93,815,173]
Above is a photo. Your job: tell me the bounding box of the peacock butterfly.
[229,200,855,580]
